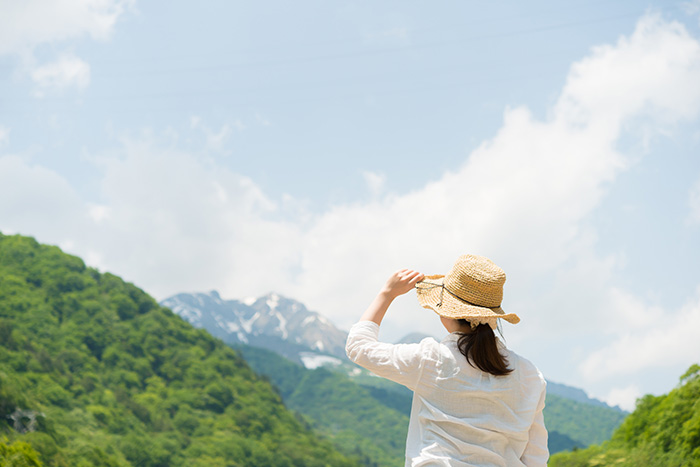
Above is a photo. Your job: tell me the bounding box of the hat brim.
[416,275,520,325]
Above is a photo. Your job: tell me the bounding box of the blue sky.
[2,0,700,411]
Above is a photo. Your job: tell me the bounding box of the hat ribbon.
[416,281,500,310]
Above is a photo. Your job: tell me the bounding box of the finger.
[401,270,418,280]
[406,271,423,284]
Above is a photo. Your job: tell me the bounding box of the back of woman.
[345,255,548,466]
[408,335,546,465]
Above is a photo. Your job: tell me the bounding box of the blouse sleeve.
[520,380,549,467]
[345,320,436,391]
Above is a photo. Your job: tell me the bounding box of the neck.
[441,316,473,334]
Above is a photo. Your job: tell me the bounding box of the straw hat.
[416,254,520,329]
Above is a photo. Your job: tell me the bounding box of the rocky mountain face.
[160,291,349,362]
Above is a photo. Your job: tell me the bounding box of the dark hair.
[456,319,513,376]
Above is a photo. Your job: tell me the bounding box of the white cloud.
[189,118,246,152]
[31,54,91,95]
[88,203,110,223]
[580,290,700,383]
[83,137,302,297]
[0,0,133,55]
[688,176,700,224]
[205,124,233,151]
[555,14,700,129]
[0,0,132,95]
[0,126,9,146]
[0,154,88,239]
[604,384,642,412]
[683,0,700,23]
[255,113,272,126]
[362,171,386,197]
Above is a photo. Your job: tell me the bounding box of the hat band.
[416,281,501,310]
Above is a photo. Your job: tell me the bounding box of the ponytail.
[456,319,513,376]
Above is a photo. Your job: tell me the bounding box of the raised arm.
[359,269,424,325]
[346,268,430,390]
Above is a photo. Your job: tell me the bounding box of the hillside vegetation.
[550,364,700,466]
[0,233,358,467]
[544,392,626,450]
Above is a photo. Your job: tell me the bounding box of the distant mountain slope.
[161,291,348,361]
[545,393,627,450]
[550,364,700,466]
[0,233,358,467]
[547,380,625,412]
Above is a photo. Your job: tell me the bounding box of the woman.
[345,254,548,467]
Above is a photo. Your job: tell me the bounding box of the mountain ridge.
[162,290,348,362]
[547,380,625,412]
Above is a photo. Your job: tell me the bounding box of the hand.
[358,269,425,325]
[381,269,425,299]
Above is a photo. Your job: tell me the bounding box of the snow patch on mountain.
[301,315,316,326]
[275,311,288,339]
[171,304,201,322]
[300,352,342,370]
[266,293,280,310]
[240,311,260,334]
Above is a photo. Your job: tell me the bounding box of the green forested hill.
[0,233,358,467]
[550,364,700,466]
[544,392,627,451]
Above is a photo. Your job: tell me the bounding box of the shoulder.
[347,321,442,362]
[391,336,449,372]
[408,336,445,360]
[348,320,380,335]
[507,348,546,391]
[419,335,464,375]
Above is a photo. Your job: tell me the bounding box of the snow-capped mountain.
[160,291,349,361]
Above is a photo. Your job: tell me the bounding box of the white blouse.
[346,321,548,467]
